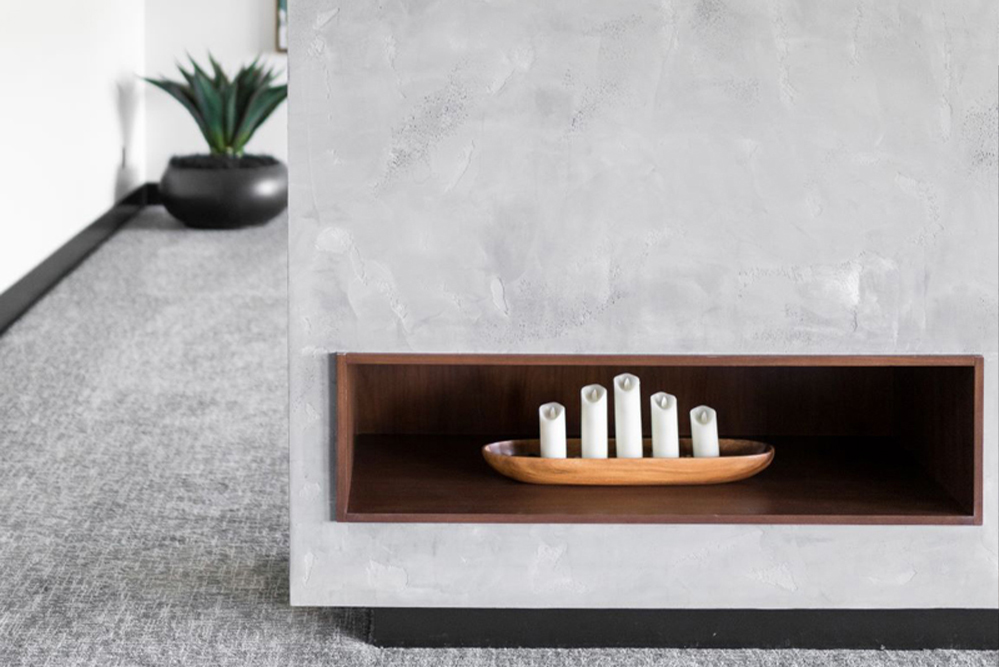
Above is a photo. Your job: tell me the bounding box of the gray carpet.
[0,206,993,666]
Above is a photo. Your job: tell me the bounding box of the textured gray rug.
[0,207,993,666]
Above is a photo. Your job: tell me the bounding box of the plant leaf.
[145,54,284,155]
[208,53,229,87]
[232,85,287,154]
[188,54,214,85]
[143,77,215,149]
[188,68,228,153]
[223,82,238,147]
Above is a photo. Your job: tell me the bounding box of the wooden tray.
[482,438,774,486]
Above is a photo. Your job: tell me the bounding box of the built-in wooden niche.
[334,354,983,525]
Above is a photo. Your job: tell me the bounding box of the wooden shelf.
[335,354,983,525]
[347,435,969,524]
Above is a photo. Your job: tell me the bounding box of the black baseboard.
[0,183,159,335]
[144,183,163,206]
[370,608,999,650]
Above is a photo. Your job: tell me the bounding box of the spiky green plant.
[145,54,287,157]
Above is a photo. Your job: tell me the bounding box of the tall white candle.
[580,384,608,459]
[650,392,680,458]
[613,373,643,458]
[539,402,567,458]
[690,405,720,458]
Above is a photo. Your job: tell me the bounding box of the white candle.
[580,384,608,459]
[690,405,720,458]
[539,402,567,458]
[613,373,643,458]
[650,392,680,458]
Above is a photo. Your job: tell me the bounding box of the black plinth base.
[370,608,999,649]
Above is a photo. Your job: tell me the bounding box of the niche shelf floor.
[345,434,970,524]
[336,354,982,525]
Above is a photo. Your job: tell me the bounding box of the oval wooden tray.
[482,438,774,486]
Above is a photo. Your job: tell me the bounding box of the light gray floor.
[0,207,993,666]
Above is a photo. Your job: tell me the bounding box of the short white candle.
[580,384,608,459]
[613,373,643,458]
[539,402,567,458]
[690,405,720,458]
[650,392,680,458]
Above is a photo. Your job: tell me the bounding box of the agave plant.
[145,54,287,157]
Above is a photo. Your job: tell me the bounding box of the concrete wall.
[144,0,287,178]
[289,0,999,608]
[0,1,145,294]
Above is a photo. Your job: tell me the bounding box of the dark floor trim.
[0,183,159,335]
[370,608,999,649]
[143,182,163,206]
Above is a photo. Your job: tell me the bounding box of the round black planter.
[160,156,288,229]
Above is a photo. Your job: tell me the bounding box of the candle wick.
[622,378,631,390]
[547,406,556,419]
[698,409,708,423]
[659,395,669,408]
[589,389,598,401]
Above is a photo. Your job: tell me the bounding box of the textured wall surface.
[289,0,998,607]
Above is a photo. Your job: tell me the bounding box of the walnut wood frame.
[334,354,983,525]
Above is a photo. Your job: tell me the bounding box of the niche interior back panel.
[288,0,998,607]
[336,353,982,525]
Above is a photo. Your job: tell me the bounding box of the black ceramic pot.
[160,155,288,229]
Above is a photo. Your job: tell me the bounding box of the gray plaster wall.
[288,0,999,607]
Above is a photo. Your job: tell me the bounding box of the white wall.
[144,0,288,178]
[0,1,146,294]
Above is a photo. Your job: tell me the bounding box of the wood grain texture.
[892,364,981,523]
[346,434,971,524]
[973,356,984,522]
[350,364,895,438]
[334,354,355,521]
[482,438,774,486]
[334,353,983,524]
[343,353,978,367]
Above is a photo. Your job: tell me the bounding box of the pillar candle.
[539,402,567,458]
[650,392,679,458]
[613,373,643,458]
[690,405,720,458]
[580,384,608,459]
